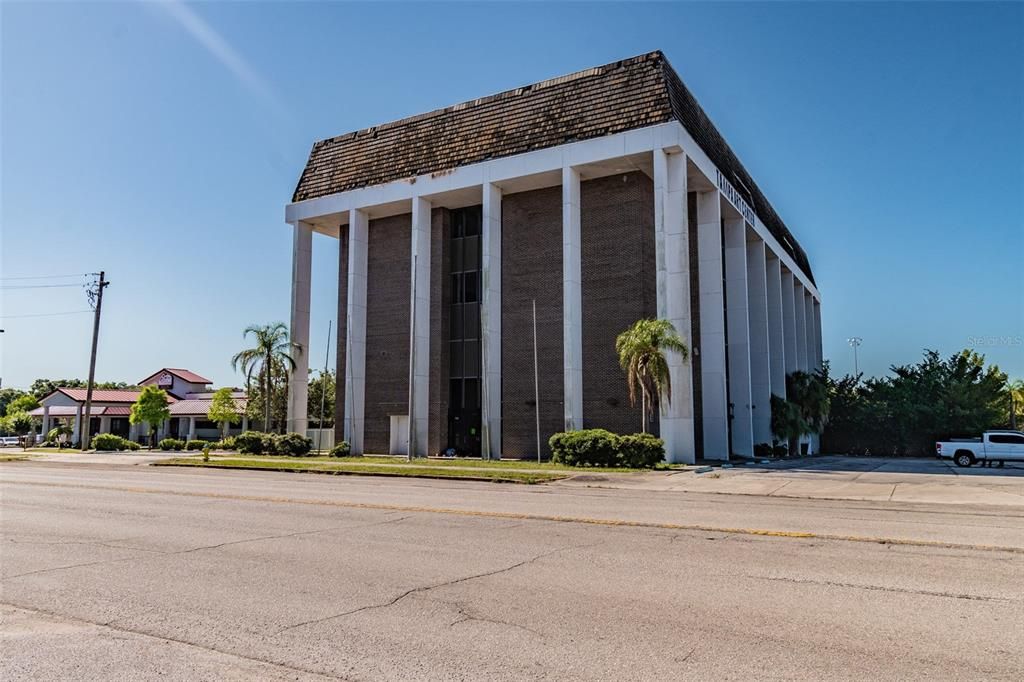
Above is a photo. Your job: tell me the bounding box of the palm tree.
[1008,379,1024,430]
[231,323,295,432]
[615,319,689,433]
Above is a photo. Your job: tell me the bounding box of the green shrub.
[330,441,353,457]
[158,438,185,451]
[549,429,620,467]
[753,442,773,458]
[618,433,665,468]
[215,435,237,451]
[125,439,141,451]
[185,440,206,451]
[772,444,788,457]
[276,432,313,457]
[236,431,267,455]
[93,433,126,451]
[261,433,281,455]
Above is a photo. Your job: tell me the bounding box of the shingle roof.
[292,50,813,282]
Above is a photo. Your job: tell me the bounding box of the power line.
[0,310,93,319]
[0,273,91,281]
[0,283,87,290]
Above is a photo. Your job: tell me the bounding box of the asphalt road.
[2,462,1023,680]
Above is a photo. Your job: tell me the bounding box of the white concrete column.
[286,220,313,435]
[804,292,817,371]
[795,282,808,371]
[746,237,772,446]
[724,218,753,458]
[481,182,502,459]
[409,196,432,456]
[562,166,583,432]
[781,269,798,375]
[188,416,196,441]
[129,421,138,442]
[241,416,249,432]
[766,254,787,399]
[813,299,823,370]
[72,405,82,444]
[697,191,728,461]
[99,415,111,436]
[653,148,695,463]
[41,406,51,438]
[344,208,369,455]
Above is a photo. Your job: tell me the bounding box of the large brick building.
[284,51,822,463]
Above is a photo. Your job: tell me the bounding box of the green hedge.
[215,436,237,451]
[549,429,664,468]
[184,440,207,451]
[93,433,134,451]
[235,431,312,457]
[329,441,353,457]
[158,438,185,451]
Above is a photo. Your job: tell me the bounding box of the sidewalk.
[554,456,1024,507]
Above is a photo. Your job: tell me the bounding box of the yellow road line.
[5,479,1022,554]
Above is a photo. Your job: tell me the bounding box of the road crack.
[277,540,601,635]
[741,574,1017,603]
[2,514,410,582]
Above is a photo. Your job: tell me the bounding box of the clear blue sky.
[2,1,1022,391]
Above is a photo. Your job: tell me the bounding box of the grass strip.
[155,458,566,484]
[210,454,677,473]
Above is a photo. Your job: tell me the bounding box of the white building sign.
[716,170,756,225]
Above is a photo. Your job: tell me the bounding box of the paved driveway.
[558,456,1024,506]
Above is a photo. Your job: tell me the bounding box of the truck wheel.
[955,452,974,467]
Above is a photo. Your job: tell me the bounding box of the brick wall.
[580,172,657,436]
[333,225,349,445]
[363,214,412,454]
[501,186,564,458]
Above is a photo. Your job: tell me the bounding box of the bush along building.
[31,368,248,445]
[284,51,823,463]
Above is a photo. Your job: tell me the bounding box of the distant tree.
[0,388,28,417]
[307,370,336,429]
[615,319,689,433]
[7,411,36,449]
[130,386,171,449]
[770,394,805,457]
[207,387,241,438]
[244,362,288,432]
[29,378,138,400]
[821,349,1009,456]
[231,323,295,433]
[1006,379,1024,430]
[6,394,39,416]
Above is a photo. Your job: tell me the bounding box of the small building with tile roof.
[31,370,249,445]
[284,51,823,463]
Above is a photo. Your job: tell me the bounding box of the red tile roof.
[138,368,212,385]
[168,398,248,416]
[30,405,133,417]
[53,388,145,403]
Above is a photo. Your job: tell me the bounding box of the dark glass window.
[447,206,483,454]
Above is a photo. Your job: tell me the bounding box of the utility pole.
[847,337,862,378]
[82,272,109,450]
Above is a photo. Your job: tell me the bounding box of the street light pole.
[847,337,863,378]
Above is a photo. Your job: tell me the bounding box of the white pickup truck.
[936,431,1024,467]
